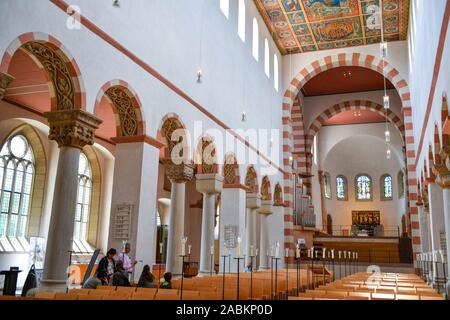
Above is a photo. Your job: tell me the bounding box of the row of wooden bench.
[290,272,444,300]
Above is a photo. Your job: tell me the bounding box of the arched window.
[336,176,348,201]
[274,54,279,91]
[381,174,393,200]
[397,170,405,198]
[0,135,35,239]
[220,0,229,19]
[238,0,246,42]
[356,174,372,201]
[74,153,92,248]
[264,39,270,78]
[323,172,331,199]
[252,18,259,61]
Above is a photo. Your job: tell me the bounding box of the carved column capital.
[432,161,450,189]
[0,72,14,101]
[45,109,102,149]
[163,159,195,183]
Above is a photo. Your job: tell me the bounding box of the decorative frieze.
[0,72,14,101]
[105,86,138,136]
[23,42,75,110]
[45,109,102,149]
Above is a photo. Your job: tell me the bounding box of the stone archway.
[281,52,419,260]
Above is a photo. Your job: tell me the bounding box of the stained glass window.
[74,153,92,241]
[0,135,34,238]
[356,175,372,201]
[336,176,347,200]
[382,174,393,200]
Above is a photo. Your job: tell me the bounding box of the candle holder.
[228,254,231,274]
[285,256,289,299]
[310,252,315,289]
[233,256,245,300]
[322,253,326,286]
[295,253,301,295]
[270,255,274,300]
[274,257,281,300]
[179,254,187,300]
[250,254,254,300]
[210,253,214,277]
[221,254,227,300]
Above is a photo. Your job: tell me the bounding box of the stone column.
[0,72,14,101]
[427,183,445,253]
[416,198,430,253]
[40,109,101,291]
[164,161,194,276]
[219,184,246,273]
[196,174,223,275]
[432,158,450,293]
[246,193,261,258]
[257,200,273,270]
[107,139,162,282]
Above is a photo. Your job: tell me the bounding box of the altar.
[351,211,381,237]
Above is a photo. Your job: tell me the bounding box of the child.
[159,272,172,289]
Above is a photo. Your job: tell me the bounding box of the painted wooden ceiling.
[254,0,410,55]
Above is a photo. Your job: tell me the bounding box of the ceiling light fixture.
[197,69,203,83]
[113,0,120,7]
[379,0,391,160]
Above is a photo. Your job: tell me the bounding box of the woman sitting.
[137,265,155,288]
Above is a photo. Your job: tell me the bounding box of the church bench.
[130,292,155,300]
[371,293,395,300]
[135,287,158,294]
[325,290,349,297]
[90,289,111,296]
[103,295,130,300]
[54,293,78,300]
[96,285,115,291]
[77,294,103,300]
[395,294,420,300]
[35,292,56,300]
[181,290,201,300]
[419,295,444,300]
[116,286,137,293]
[199,292,222,300]
[69,288,90,295]
[342,296,370,300]
[154,293,180,300]
[109,291,133,298]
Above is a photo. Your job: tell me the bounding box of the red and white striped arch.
[306,100,406,153]
[95,79,146,137]
[1,32,86,111]
[281,52,420,262]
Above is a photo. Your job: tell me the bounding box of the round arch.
[281,52,419,257]
[1,32,86,111]
[94,80,146,139]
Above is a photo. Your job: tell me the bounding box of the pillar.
[196,173,223,275]
[428,183,445,252]
[164,161,194,276]
[0,72,14,101]
[417,200,430,253]
[432,158,450,293]
[107,139,162,282]
[257,200,273,270]
[219,184,246,273]
[40,109,101,291]
[246,193,261,259]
